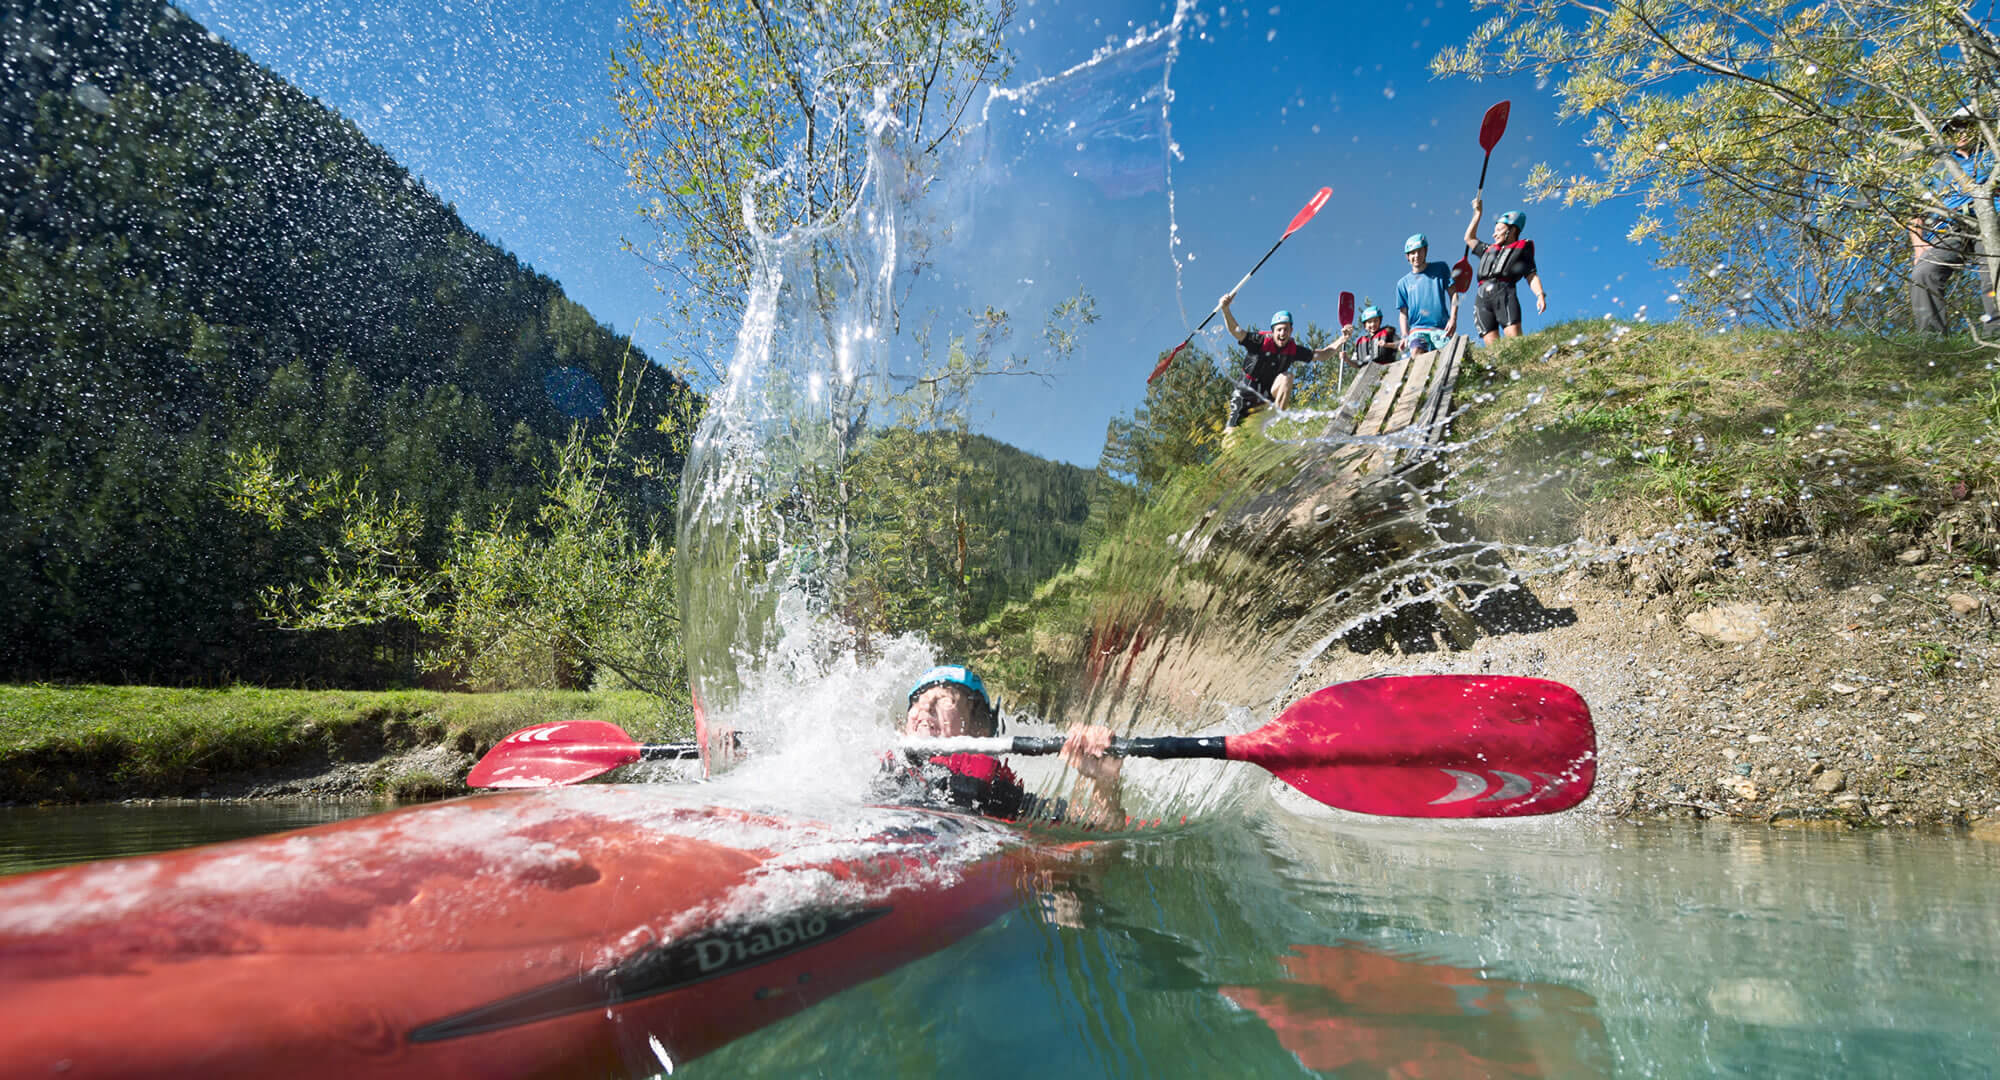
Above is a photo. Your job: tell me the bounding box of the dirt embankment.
[1303,528,2000,829]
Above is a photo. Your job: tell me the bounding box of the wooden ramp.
[1319,333,1468,476]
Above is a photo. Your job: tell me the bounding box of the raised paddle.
[1148,186,1333,384]
[1452,101,1511,297]
[468,675,1595,819]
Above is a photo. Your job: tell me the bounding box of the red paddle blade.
[1147,342,1185,384]
[1228,675,1595,818]
[465,720,641,788]
[1338,291,1355,327]
[1479,101,1511,152]
[1451,258,1473,294]
[1283,186,1333,239]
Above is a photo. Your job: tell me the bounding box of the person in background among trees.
[1218,293,1344,432]
[1909,107,2000,333]
[1396,233,1457,355]
[1463,198,1547,343]
[879,665,1124,825]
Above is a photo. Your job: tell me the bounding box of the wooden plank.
[1379,346,1438,438]
[1416,334,1466,439]
[1320,361,1387,439]
[1352,356,1410,438]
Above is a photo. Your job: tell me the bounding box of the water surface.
[4,798,1990,1078]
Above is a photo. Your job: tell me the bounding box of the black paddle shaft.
[1005,735,1229,759]
[635,743,703,761]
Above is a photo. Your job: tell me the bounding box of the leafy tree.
[1434,0,2000,331]
[600,0,1015,375]
[225,369,696,693]
[1087,342,1231,543]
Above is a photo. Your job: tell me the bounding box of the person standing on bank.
[1218,293,1344,432]
[1463,198,1547,344]
[1910,107,2000,333]
[1396,234,1457,356]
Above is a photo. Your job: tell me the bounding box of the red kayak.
[0,786,1063,1079]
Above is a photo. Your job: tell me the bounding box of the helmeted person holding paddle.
[1330,304,1401,366]
[1396,234,1457,355]
[1218,293,1344,432]
[880,665,1124,825]
[1463,198,1547,343]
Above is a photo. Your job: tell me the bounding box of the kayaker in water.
[1395,233,1457,356]
[1330,304,1400,366]
[879,665,1124,826]
[1462,197,1547,343]
[1218,293,1345,432]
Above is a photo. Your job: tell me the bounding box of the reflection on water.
[0,801,384,876]
[1221,943,1608,1078]
[691,808,1996,1079]
[3,803,1993,1077]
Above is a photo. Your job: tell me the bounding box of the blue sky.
[177,0,1679,467]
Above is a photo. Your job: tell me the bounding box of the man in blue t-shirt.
[1910,108,2000,333]
[1396,233,1457,354]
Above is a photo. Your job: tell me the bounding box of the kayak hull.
[0,786,1051,1078]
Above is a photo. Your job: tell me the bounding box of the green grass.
[0,685,691,803]
[1451,322,2000,555]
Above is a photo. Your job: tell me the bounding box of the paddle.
[467,675,1595,819]
[1452,101,1511,297]
[1148,186,1332,384]
[465,721,698,788]
[1336,291,1356,392]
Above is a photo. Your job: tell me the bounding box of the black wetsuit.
[1230,331,1314,426]
[1470,238,1537,335]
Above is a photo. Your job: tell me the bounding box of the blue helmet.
[1498,210,1526,230]
[1269,309,1293,327]
[1404,233,1428,253]
[908,664,989,708]
[1359,304,1383,322]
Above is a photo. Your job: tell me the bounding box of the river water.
[4,797,1992,1078]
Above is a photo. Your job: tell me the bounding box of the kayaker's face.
[1270,321,1293,346]
[1493,222,1517,244]
[1363,316,1382,333]
[907,685,984,738]
[1405,247,1427,272]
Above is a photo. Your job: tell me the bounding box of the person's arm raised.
[1219,292,1244,340]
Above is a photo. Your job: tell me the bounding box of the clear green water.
[2,802,1993,1078]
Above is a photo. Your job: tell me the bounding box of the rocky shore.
[1304,527,2000,830]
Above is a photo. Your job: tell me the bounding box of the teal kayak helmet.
[1404,232,1428,253]
[908,664,996,733]
[1359,304,1383,322]
[1498,210,1527,230]
[1269,309,1293,328]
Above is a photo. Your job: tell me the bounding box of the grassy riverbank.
[0,685,692,804]
[1330,322,2000,826]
